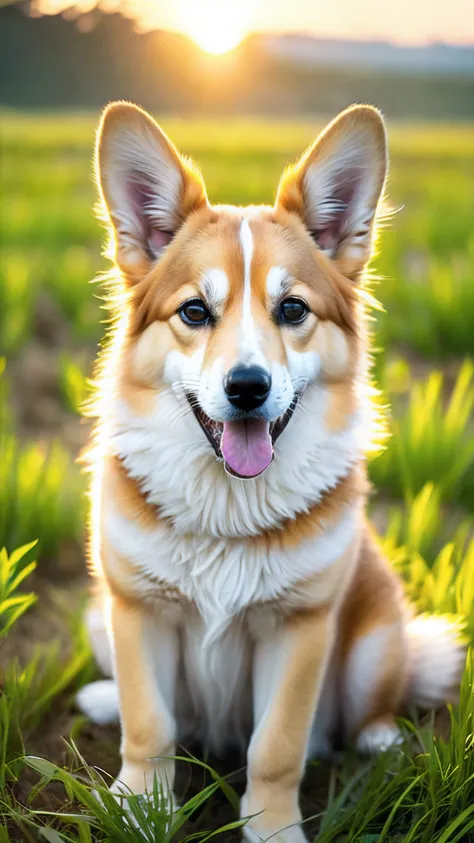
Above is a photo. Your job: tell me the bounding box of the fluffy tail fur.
[404,614,466,709]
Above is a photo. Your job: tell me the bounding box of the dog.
[77,102,465,842]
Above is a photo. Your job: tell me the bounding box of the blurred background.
[1,2,474,841]
[2,0,474,115]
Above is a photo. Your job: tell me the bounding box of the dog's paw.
[76,680,119,725]
[108,775,178,834]
[356,720,403,755]
[111,761,178,812]
[242,824,307,843]
[241,792,307,843]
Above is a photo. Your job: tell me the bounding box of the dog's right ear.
[275,105,387,282]
[96,102,208,281]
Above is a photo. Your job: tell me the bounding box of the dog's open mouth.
[186,395,299,479]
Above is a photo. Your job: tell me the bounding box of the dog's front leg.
[109,593,179,807]
[242,606,334,843]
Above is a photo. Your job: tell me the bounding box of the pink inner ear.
[148,229,173,252]
[126,176,174,255]
[312,168,361,253]
[315,226,340,252]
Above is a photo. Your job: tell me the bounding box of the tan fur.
[110,592,177,798]
[339,528,405,649]
[262,465,367,551]
[243,606,334,837]
[337,527,408,735]
[325,381,356,432]
[105,455,159,530]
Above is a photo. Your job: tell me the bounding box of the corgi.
[77,102,465,843]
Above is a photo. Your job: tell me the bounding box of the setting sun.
[176,0,253,54]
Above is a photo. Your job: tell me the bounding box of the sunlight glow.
[34,0,473,46]
[177,0,254,54]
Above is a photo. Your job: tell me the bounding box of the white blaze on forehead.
[266,266,291,300]
[239,218,266,366]
[201,268,229,308]
[240,218,253,324]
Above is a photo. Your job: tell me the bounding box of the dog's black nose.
[224,365,272,411]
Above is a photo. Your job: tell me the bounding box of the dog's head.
[97,103,387,479]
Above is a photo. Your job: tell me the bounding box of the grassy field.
[1,112,474,842]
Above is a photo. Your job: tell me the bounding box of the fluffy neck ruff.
[107,374,375,540]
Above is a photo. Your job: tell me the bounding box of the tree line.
[1,3,473,118]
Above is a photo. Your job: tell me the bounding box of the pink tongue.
[221,419,273,478]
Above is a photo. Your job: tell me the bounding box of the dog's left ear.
[275,105,387,281]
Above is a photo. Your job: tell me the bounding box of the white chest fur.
[104,496,359,637]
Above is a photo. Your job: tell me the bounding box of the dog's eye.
[279,297,309,325]
[179,298,212,326]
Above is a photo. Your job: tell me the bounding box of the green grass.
[59,354,90,415]
[0,364,85,568]
[376,250,474,358]
[0,112,473,841]
[370,359,474,508]
[382,483,474,632]
[0,543,37,638]
[0,433,83,562]
[0,417,84,570]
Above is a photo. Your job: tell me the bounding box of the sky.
[38,0,474,50]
